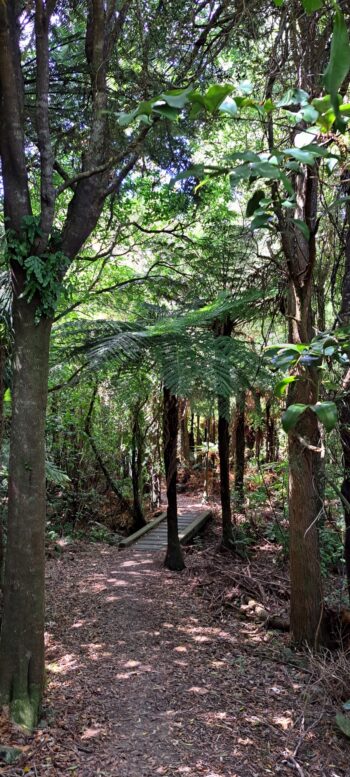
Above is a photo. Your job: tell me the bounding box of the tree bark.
[189,412,195,455]
[0,337,7,582]
[266,398,278,463]
[284,166,325,647]
[196,414,202,446]
[131,408,146,532]
[338,176,350,597]
[0,299,51,729]
[218,395,235,549]
[163,388,184,571]
[179,399,190,464]
[234,390,245,506]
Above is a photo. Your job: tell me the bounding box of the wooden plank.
[130,509,212,551]
[178,510,212,544]
[119,512,166,548]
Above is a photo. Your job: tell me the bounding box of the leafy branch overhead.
[118,4,350,237]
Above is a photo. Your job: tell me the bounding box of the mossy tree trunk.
[339,177,350,598]
[283,167,325,647]
[0,298,52,729]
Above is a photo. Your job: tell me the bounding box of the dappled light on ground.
[0,536,347,776]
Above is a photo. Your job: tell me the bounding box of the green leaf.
[153,105,180,121]
[250,213,273,230]
[202,84,233,112]
[336,713,350,738]
[219,97,238,116]
[300,143,337,158]
[246,189,265,217]
[274,376,297,397]
[3,388,11,403]
[280,171,294,196]
[252,161,282,180]
[230,163,253,181]
[302,0,323,12]
[273,0,284,5]
[277,88,309,108]
[300,105,319,122]
[324,10,350,109]
[265,343,308,355]
[293,219,310,241]
[311,401,337,432]
[282,404,308,433]
[263,98,275,113]
[284,147,317,165]
[160,86,193,108]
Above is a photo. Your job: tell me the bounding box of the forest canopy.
[1,1,350,773]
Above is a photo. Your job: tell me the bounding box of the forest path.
[125,494,212,551]
[43,543,271,777]
[1,502,345,776]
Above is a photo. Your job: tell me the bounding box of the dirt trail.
[0,504,348,776]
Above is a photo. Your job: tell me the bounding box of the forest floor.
[1,492,350,776]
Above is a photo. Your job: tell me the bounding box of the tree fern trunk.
[163,388,184,571]
[234,390,245,506]
[218,395,235,549]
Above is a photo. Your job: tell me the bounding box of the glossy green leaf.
[324,10,350,109]
[302,0,323,12]
[300,143,337,158]
[311,401,337,432]
[282,404,308,433]
[300,105,319,122]
[284,147,317,165]
[153,105,180,121]
[160,86,193,108]
[202,84,233,112]
[274,376,297,397]
[3,388,11,403]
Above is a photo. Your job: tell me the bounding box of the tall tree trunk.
[0,300,51,729]
[266,398,278,463]
[131,409,146,532]
[234,390,245,506]
[218,395,235,549]
[163,388,184,571]
[339,371,350,598]
[339,177,350,597]
[284,167,325,647]
[180,399,190,464]
[0,337,7,583]
[189,412,195,455]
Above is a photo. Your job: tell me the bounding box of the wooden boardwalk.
[119,509,212,552]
